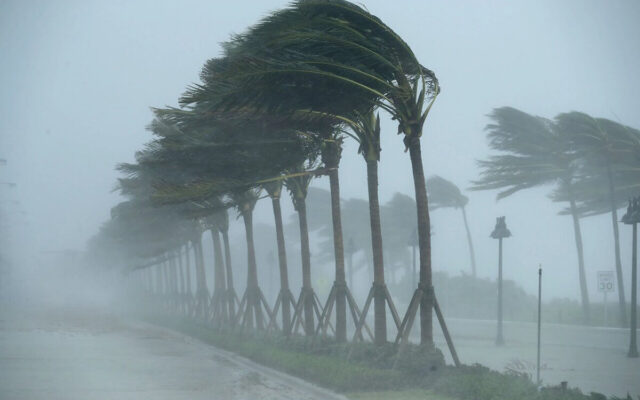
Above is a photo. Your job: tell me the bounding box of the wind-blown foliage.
[90,0,445,349]
[472,107,592,322]
[183,0,441,346]
[427,175,476,277]
[428,176,468,210]
[553,113,640,326]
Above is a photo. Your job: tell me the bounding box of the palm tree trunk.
[144,268,151,293]
[606,162,628,326]
[408,137,434,347]
[211,229,226,293]
[567,185,590,323]
[242,208,263,329]
[194,237,208,317]
[177,249,186,313]
[162,261,169,296]
[628,222,638,357]
[367,159,387,344]
[221,229,236,319]
[328,167,347,342]
[177,249,185,296]
[173,255,180,295]
[211,228,227,321]
[194,239,207,293]
[297,198,315,335]
[169,255,178,308]
[149,268,154,293]
[154,265,161,295]
[461,206,477,278]
[184,244,192,295]
[271,196,292,335]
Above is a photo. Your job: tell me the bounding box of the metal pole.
[496,237,504,345]
[629,222,638,358]
[603,290,608,327]
[537,266,542,385]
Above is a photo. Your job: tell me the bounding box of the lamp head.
[491,216,512,239]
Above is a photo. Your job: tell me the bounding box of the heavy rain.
[1,1,639,399]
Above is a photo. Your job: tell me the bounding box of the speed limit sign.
[597,271,615,293]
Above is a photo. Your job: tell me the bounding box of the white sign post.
[597,271,615,326]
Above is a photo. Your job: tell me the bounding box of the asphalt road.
[429,317,640,397]
[0,306,345,400]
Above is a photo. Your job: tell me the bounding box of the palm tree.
[263,179,295,335]
[182,60,360,342]
[174,247,186,314]
[309,190,371,291]
[142,111,318,329]
[472,107,591,323]
[556,113,640,326]
[427,175,477,277]
[214,208,238,322]
[319,134,349,342]
[181,242,194,315]
[191,224,210,319]
[348,110,400,344]
[205,214,228,325]
[230,188,275,330]
[285,160,323,336]
[105,193,203,316]
[310,112,398,344]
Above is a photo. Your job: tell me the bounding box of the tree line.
[87,1,640,361]
[88,0,450,350]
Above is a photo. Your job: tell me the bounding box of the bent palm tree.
[214,208,238,322]
[319,134,349,342]
[285,161,323,336]
[348,110,400,344]
[231,188,275,331]
[556,113,640,326]
[472,107,591,323]
[427,175,477,277]
[263,179,296,335]
[205,214,228,325]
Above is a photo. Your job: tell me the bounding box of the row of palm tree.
[472,107,640,325]
[87,0,450,349]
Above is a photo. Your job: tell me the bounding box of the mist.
[1,1,639,399]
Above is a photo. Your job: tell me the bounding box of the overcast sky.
[2,0,640,300]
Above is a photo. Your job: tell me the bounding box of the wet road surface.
[0,306,344,400]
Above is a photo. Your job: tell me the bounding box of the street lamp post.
[621,197,639,358]
[491,216,511,346]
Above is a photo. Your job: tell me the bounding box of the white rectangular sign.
[597,271,615,293]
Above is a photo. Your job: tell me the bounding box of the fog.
[1,1,640,399]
